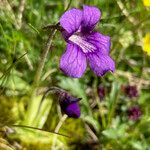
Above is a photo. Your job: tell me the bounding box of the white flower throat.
[69,34,96,53]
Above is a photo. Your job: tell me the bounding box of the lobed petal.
[60,42,87,78]
[87,53,115,76]
[81,5,101,32]
[60,8,82,35]
[86,32,111,55]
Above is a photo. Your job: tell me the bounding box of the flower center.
[69,34,96,53]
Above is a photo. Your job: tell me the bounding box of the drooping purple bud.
[59,92,81,118]
[97,85,105,101]
[62,102,80,118]
[128,106,141,121]
[40,87,81,118]
[123,85,138,98]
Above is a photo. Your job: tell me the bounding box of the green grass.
[0,0,150,149]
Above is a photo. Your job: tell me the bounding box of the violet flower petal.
[87,53,115,76]
[60,8,82,35]
[81,5,101,32]
[60,42,87,78]
[86,32,111,55]
[64,102,80,118]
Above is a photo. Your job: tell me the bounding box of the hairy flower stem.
[25,29,57,125]
[33,29,57,87]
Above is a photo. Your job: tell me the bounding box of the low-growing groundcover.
[0,0,150,150]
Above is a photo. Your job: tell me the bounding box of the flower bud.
[59,92,81,118]
[128,106,141,121]
[123,85,138,98]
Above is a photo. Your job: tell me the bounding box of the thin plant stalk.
[33,29,57,87]
[52,114,68,150]
[107,82,120,128]
[25,29,57,125]
[93,78,106,129]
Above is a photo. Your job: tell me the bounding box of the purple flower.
[123,85,138,98]
[59,92,81,118]
[128,106,141,121]
[59,5,115,78]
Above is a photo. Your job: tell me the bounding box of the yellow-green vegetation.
[0,0,150,150]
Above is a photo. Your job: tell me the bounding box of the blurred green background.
[0,0,150,149]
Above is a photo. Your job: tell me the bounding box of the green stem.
[24,29,57,125]
[93,77,106,129]
[107,82,120,128]
[33,29,57,87]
